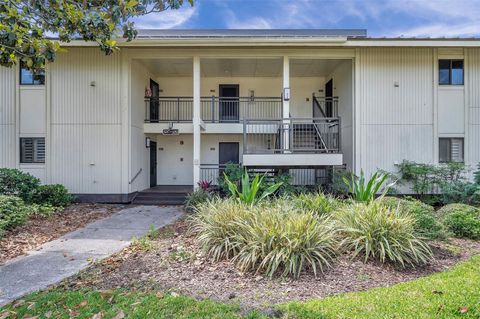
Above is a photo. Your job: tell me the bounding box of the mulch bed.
[0,203,126,265]
[63,218,480,308]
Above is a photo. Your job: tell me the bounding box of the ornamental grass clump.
[380,196,446,239]
[189,198,252,261]
[335,201,433,267]
[190,199,337,278]
[234,208,337,278]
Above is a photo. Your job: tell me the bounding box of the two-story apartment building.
[1,29,479,202]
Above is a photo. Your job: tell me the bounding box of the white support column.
[282,56,290,118]
[282,56,290,151]
[193,56,201,188]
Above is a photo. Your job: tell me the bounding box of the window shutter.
[21,138,34,163]
[450,138,464,162]
[34,138,46,163]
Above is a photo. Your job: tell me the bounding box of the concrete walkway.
[0,205,184,306]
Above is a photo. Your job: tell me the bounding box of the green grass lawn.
[2,256,479,319]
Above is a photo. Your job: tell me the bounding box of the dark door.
[149,141,157,187]
[219,84,239,122]
[219,142,239,166]
[325,79,333,117]
[150,79,159,122]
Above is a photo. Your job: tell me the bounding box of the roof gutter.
[59,37,349,47]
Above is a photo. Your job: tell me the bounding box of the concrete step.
[132,188,190,206]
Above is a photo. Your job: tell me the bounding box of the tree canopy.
[0,0,193,70]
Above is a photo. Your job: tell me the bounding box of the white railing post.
[193,56,201,188]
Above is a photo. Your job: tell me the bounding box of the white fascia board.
[344,40,480,47]
[243,153,343,166]
[59,38,480,48]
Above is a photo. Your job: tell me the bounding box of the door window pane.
[439,60,451,85]
[451,60,464,85]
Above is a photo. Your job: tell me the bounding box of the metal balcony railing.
[243,117,341,154]
[144,96,282,123]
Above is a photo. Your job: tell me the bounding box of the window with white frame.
[439,138,464,163]
[20,138,45,164]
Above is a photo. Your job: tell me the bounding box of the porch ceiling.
[138,58,348,78]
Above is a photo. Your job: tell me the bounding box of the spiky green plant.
[335,201,433,267]
[224,170,282,204]
[343,170,396,203]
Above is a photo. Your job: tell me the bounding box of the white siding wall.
[466,48,480,169]
[327,60,353,169]
[356,48,435,177]
[0,67,16,168]
[130,60,152,192]
[49,48,123,193]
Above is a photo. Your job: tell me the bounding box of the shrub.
[234,208,337,278]
[217,163,243,194]
[0,195,30,237]
[343,170,396,203]
[438,204,480,240]
[29,203,58,218]
[335,201,433,267]
[396,160,438,196]
[190,199,337,278]
[291,192,339,217]
[380,196,446,239]
[0,168,40,203]
[33,184,72,207]
[184,189,212,213]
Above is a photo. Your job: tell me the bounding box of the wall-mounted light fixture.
[145,137,151,148]
[283,88,290,101]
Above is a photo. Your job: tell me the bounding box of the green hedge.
[33,184,72,207]
[0,195,30,237]
[438,204,480,240]
[0,168,40,203]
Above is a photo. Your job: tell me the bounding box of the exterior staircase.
[292,124,323,151]
[132,185,192,206]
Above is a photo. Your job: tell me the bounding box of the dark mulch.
[63,218,480,307]
[0,204,125,265]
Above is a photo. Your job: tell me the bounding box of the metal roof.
[136,29,368,39]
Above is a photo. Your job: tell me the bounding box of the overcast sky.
[132,0,480,37]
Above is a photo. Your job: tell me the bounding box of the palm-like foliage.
[343,170,396,203]
[335,201,433,267]
[224,170,282,204]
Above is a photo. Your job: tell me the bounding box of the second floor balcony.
[145,96,283,123]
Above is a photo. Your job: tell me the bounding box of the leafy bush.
[343,170,396,203]
[396,160,438,196]
[0,168,40,203]
[291,192,339,217]
[190,199,337,278]
[0,195,30,237]
[33,184,72,207]
[217,163,243,194]
[335,201,433,267]
[224,170,282,204]
[438,204,480,240]
[184,189,212,213]
[329,168,351,196]
[380,196,446,239]
[234,208,337,278]
[29,203,58,218]
[197,180,212,191]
